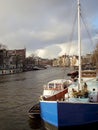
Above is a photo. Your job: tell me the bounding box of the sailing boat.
[40,0,98,129]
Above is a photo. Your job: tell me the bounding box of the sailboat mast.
[77,0,81,90]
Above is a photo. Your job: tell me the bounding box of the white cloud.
[0,0,98,59]
[35,45,61,59]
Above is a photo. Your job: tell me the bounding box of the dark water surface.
[0,67,70,130]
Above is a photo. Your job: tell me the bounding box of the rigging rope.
[68,9,77,56]
[81,14,94,48]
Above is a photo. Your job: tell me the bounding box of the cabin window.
[48,83,54,89]
[55,83,62,89]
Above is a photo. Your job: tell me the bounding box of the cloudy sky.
[0,0,98,59]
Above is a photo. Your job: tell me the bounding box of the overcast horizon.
[0,0,98,59]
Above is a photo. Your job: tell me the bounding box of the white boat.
[40,0,98,129]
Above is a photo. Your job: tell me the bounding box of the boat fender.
[89,88,98,102]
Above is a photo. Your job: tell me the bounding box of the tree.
[92,43,98,67]
[15,55,21,68]
[0,43,7,50]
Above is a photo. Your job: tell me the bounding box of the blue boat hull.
[40,101,98,128]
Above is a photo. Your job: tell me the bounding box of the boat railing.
[40,88,68,101]
[43,84,63,90]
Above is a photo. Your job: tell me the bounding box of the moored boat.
[81,69,97,82]
[28,103,40,119]
[67,70,78,78]
[40,0,98,129]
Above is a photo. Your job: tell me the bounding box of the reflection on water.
[42,120,98,130]
[28,118,43,129]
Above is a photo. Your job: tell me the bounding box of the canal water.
[0,67,70,130]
